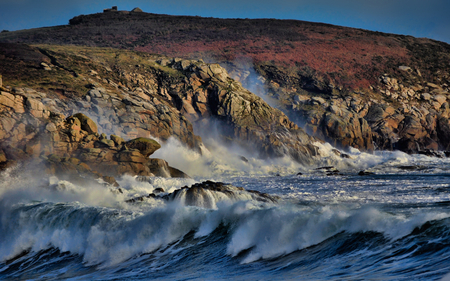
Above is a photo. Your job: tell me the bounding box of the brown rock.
[0,92,16,108]
[0,149,6,163]
[147,158,190,178]
[72,113,98,134]
[25,97,45,118]
[125,137,161,157]
[103,175,119,186]
[117,162,150,176]
[111,134,124,146]
[115,150,147,163]
[0,116,16,132]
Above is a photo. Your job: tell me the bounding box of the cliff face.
[0,43,322,173]
[2,10,450,154]
[247,63,450,154]
[157,58,319,163]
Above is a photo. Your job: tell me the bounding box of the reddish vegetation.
[1,11,449,91]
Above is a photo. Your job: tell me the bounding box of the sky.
[1,0,450,44]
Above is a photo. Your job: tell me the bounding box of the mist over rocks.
[158,58,320,164]
[0,44,323,170]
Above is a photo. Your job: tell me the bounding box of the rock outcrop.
[0,86,190,184]
[286,71,450,154]
[127,180,278,208]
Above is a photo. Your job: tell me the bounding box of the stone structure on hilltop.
[104,6,118,13]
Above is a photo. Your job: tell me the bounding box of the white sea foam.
[117,175,196,197]
[2,139,450,270]
[152,137,304,178]
[226,204,450,263]
[152,135,450,181]
[1,181,450,268]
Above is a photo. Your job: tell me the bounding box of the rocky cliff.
[2,10,450,154]
[248,64,450,155]
[0,43,322,178]
[0,82,189,186]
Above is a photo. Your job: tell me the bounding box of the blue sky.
[1,0,449,43]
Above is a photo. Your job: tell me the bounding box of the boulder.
[111,134,124,146]
[147,158,190,178]
[72,113,98,134]
[365,104,390,123]
[125,137,161,157]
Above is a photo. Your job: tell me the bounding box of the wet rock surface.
[126,180,279,207]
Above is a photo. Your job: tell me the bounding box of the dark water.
[1,151,450,280]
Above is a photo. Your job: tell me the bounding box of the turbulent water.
[2,141,450,280]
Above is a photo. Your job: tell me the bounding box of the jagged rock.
[365,104,390,123]
[25,97,45,118]
[303,102,374,152]
[43,154,120,186]
[128,181,279,208]
[95,139,115,148]
[0,91,17,109]
[0,85,189,181]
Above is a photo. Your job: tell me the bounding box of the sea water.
[1,141,450,280]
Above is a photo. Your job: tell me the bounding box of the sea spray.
[152,136,305,178]
[2,147,450,279]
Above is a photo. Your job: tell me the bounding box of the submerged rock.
[358,170,375,176]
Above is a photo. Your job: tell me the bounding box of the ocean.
[1,141,450,280]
